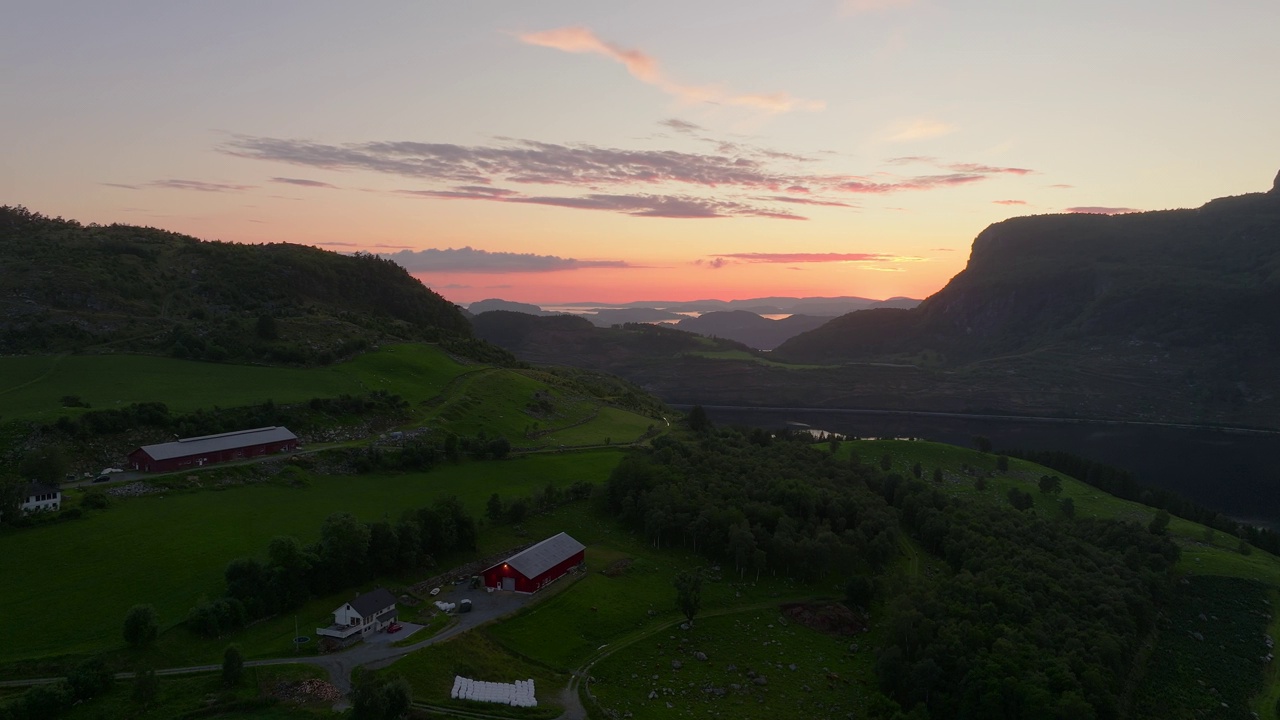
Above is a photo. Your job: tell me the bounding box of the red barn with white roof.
[482,532,585,593]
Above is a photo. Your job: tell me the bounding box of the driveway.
[283,586,539,695]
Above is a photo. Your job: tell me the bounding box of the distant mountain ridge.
[674,311,831,351]
[776,171,1280,365]
[0,206,474,364]
[466,295,921,349]
[470,295,920,317]
[472,171,1280,427]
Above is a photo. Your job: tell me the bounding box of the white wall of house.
[22,491,61,513]
[333,603,362,626]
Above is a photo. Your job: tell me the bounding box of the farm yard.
[0,450,623,665]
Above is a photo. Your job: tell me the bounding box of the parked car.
[429,587,441,596]
[93,476,110,483]
[385,623,402,634]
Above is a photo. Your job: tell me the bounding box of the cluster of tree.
[1010,449,1280,555]
[863,471,1180,719]
[601,430,901,581]
[44,391,408,442]
[0,656,113,720]
[189,500,476,638]
[351,672,413,720]
[349,430,512,473]
[485,481,594,526]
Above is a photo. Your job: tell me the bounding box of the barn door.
[502,577,515,591]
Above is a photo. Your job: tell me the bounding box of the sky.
[4,1,1279,306]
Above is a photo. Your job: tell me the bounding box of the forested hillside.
[603,429,1184,718]
[0,206,472,364]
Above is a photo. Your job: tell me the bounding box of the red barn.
[128,426,299,472]
[483,532,585,593]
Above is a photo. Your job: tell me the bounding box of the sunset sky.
[4,1,1278,305]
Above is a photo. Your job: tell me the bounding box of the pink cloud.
[993,199,1027,205]
[1065,206,1140,215]
[519,26,824,113]
[270,177,339,189]
[833,174,985,194]
[947,163,1032,175]
[754,195,856,207]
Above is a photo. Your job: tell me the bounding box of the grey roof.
[136,426,297,461]
[501,532,585,579]
[23,483,59,498]
[350,588,397,617]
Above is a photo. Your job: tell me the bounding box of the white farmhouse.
[21,483,61,514]
[316,588,398,646]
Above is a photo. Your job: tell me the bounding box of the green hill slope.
[0,206,470,363]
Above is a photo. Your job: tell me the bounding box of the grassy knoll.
[0,450,623,664]
[589,608,867,720]
[847,439,1280,585]
[57,665,330,720]
[379,633,565,719]
[427,368,593,442]
[0,343,471,422]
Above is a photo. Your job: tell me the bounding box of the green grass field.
[0,344,472,422]
[0,451,624,664]
[686,349,833,370]
[589,608,868,720]
[537,406,657,447]
[847,439,1280,585]
[56,665,330,720]
[379,633,565,719]
[483,508,830,673]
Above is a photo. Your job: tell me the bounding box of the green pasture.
[376,632,565,719]
[0,450,623,664]
[846,439,1280,585]
[428,369,591,441]
[589,608,868,720]
[57,665,329,720]
[537,406,657,447]
[484,508,830,673]
[686,349,832,370]
[0,343,471,422]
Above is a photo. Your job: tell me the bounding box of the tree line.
[190,498,476,638]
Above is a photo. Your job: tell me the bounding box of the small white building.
[21,483,61,514]
[316,588,398,645]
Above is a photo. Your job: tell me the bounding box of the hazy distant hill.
[0,206,473,364]
[586,308,685,326]
[470,310,754,369]
[467,298,552,316]
[675,310,831,350]
[472,173,1280,427]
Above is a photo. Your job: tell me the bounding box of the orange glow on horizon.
[415,256,961,305]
